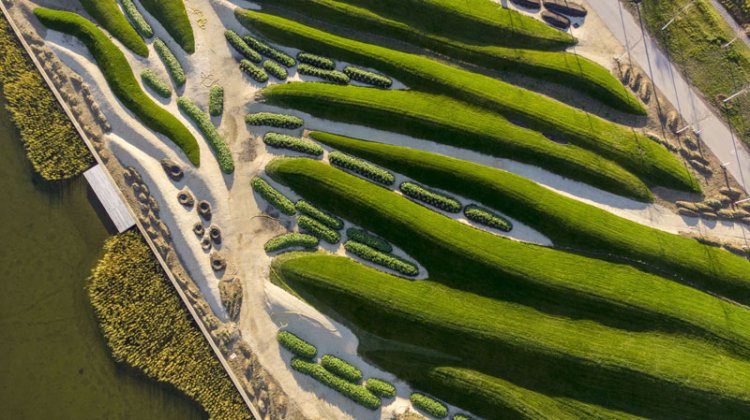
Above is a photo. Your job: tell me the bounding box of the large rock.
[209,225,222,244]
[160,158,184,181]
[210,252,226,272]
[197,200,212,220]
[178,188,195,208]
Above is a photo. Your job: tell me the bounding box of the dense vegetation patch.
[246,112,303,129]
[346,227,392,253]
[298,215,341,244]
[291,357,381,409]
[344,240,419,276]
[138,0,194,53]
[411,393,449,418]
[365,378,396,398]
[154,38,186,86]
[297,63,350,84]
[264,233,319,253]
[295,200,344,230]
[328,151,394,185]
[120,0,153,38]
[177,97,233,173]
[400,181,462,213]
[225,30,262,62]
[343,65,393,88]
[141,69,171,98]
[209,85,224,117]
[263,60,288,80]
[243,35,296,66]
[79,0,148,57]
[277,330,317,359]
[464,204,512,232]
[321,354,363,383]
[239,59,269,83]
[297,52,336,70]
[251,176,296,215]
[263,132,323,155]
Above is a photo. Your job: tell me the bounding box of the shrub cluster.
[291,357,381,409]
[344,240,418,276]
[400,182,461,213]
[298,63,350,84]
[328,151,394,185]
[365,378,397,398]
[296,200,344,230]
[177,97,234,173]
[120,0,153,38]
[343,66,393,88]
[240,59,269,83]
[251,177,296,215]
[277,330,317,359]
[464,204,513,232]
[209,85,224,117]
[346,228,392,253]
[246,112,304,129]
[321,354,363,383]
[141,69,171,98]
[138,0,194,53]
[264,233,319,253]
[242,35,296,67]
[153,38,186,86]
[411,393,448,418]
[224,30,261,62]
[79,0,148,57]
[264,132,323,156]
[453,414,472,420]
[263,60,288,80]
[297,52,336,70]
[298,215,341,244]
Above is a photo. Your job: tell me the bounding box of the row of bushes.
[263,60,288,80]
[246,112,303,129]
[177,97,234,173]
[209,86,224,117]
[240,59,269,83]
[400,181,461,213]
[296,200,344,230]
[291,357,381,409]
[346,227,392,253]
[411,393,449,418]
[243,35,296,67]
[365,378,396,398]
[321,354,363,383]
[277,330,317,359]
[264,233,319,253]
[141,69,171,98]
[298,63,350,84]
[251,177,296,215]
[343,66,393,88]
[297,51,336,70]
[464,204,512,232]
[120,0,153,38]
[298,215,341,244]
[225,30,262,62]
[138,0,194,53]
[344,240,418,276]
[79,0,148,57]
[153,38,186,86]
[328,150,394,185]
[264,132,323,155]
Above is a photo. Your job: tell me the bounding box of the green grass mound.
[298,215,340,244]
[225,30,262,62]
[365,378,396,399]
[141,69,171,98]
[138,0,194,53]
[239,59,269,83]
[296,200,344,230]
[277,330,317,359]
[329,151,394,185]
[263,60,289,80]
[209,86,224,117]
[177,97,233,173]
[400,181,462,213]
[291,357,381,409]
[344,240,419,277]
[464,204,512,232]
[154,38,186,86]
[346,227,392,253]
[321,354,363,383]
[79,0,148,57]
[265,233,319,253]
[411,392,448,418]
[120,0,153,38]
[297,51,336,70]
[34,8,199,165]
[264,132,323,155]
[243,34,296,67]
[297,63,350,84]
[246,112,303,129]
[251,176,296,215]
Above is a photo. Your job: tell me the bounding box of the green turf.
[34,8,199,165]
[138,0,194,53]
[79,0,148,57]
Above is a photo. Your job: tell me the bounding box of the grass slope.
[262,83,653,201]
[138,0,194,53]
[237,10,697,193]
[34,8,199,166]
[79,0,148,57]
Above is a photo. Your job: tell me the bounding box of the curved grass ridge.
[309,131,750,306]
[34,8,199,165]
[237,10,697,193]
[138,0,194,53]
[79,0,148,57]
[176,97,233,173]
[266,158,750,356]
[262,83,653,201]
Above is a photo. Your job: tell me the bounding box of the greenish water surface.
[0,100,205,419]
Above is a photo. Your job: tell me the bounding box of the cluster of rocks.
[619,65,653,104]
[124,167,171,248]
[676,188,750,223]
[681,231,750,258]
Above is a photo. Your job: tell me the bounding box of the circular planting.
[201,237,212,251]
[209,225,222,244]
[160,158,185,181]
[197,200,212,220]
[210,252,226,271]
[193,222,205,237]
[178,188,195,208]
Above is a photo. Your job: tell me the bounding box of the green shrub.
[242,35,296,66]
[225,30,262,62]
[297,52,336,70]
[177,97,233,173]
[298,215,341,244]
[138,0,194,53]
[411,393,449,418]
[365,378,396,398]
[120,0,153,38]
[400,181,461,213]
[263,59,288,80]
[251,177,296,215]
[464,204,512,232]
[264,132,323,155]
[453,415,472,420]
[321,354,363,383]
[264,233,319,252]
[344,240,418,276]
[298,63,350,84]
[346,227,392,253]
[277,330,317,359]
[239,59,269,83]
[209,86,224,117]
[79,0,148,57]
[246,112,303,129]
[328,150,394,185]
[153,38,186,86]
[34,8,199,165]
[343,66,392,88]
[296,200,344,230]
[141,69,171,97]
[291,357,381,409]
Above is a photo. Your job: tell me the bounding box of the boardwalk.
[84,165,135,233]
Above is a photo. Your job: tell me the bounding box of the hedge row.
[343,66,393,88]
[177,97,234,173]
[297,51,336,70]
[296,200,344,230]
[225,30,261,62]
[346,227,392,253]
[344,240,418,277]
[264,132,323,156]
[298,63,350,84]
[246,112,303,129]
[453,415,472,420]
[400,182,461,213]
[263,59,288,80]
[464,204,512,232]
[298,215,341,244]
[328,150,394,185]
[321,354,363,383]
[365,378,396,398]
[138,0,194,53]
[141,69,171,97]
[240,59,269,83]
[251,177,296,215]
[208,86,224,117]
[79,0,148,57]
[120,0,153,38]
[411,393,449,418]
[264,233,319,253]
[277,330,317,359]
[153,38,186,86]
[243,34,296,67]
[291,357,381,409]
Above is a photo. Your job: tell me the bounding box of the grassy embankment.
[266,158,750,357]
[718,0,750,25]
[261,83,652,201]
[34,8,200,166]
[237,10,698,194]
[310,131,750,304]
[256,0,644,114]
[138,0,194,53]
[79,0,148,57]
[88,231,251,419]
[0,14,93,180]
